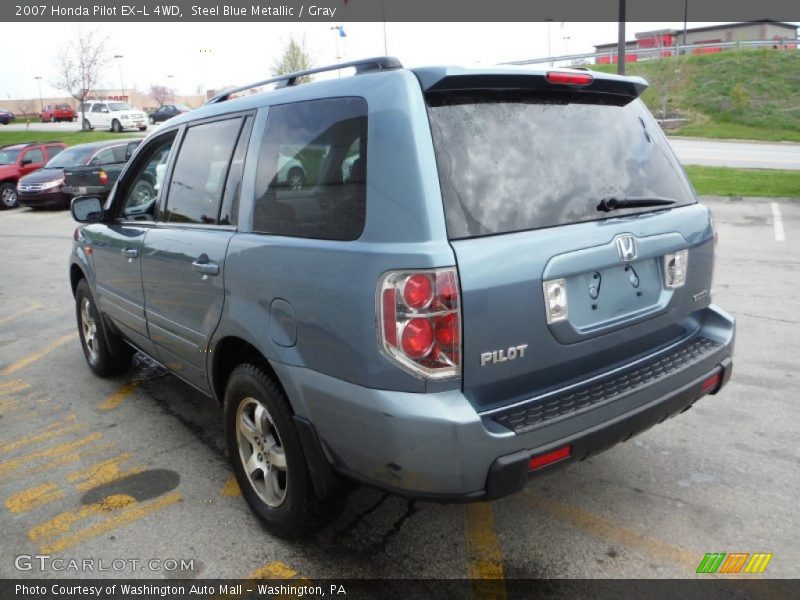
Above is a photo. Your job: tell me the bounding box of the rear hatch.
[419,68,715,412]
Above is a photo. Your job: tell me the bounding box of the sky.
[0,21,795,101]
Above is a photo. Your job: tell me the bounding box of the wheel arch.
[70,263,86,297]
[211,336,288,408]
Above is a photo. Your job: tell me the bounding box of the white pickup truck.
[80,101,148,133]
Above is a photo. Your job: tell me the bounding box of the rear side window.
[253,97,367,241]
[427,92,695,239]
[164,118,243,224]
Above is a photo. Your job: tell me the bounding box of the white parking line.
[771,203,786,242]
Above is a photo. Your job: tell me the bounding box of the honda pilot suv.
[68,58,735,539]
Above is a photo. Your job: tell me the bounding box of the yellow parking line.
[0,415,83,454]
[0,333,75,376]
[39,491,183,553]
[4,482,66,514]
[0,379,30,396]
[248,561,299,579]
[464,502,507,599]
[0,302,44,328]
[0,432,103,477]
[29,494,137,544]
[24,441,115,478]
[99,382,138,411]
[524,493,698,570]
[221,475,242,497]
[67,453,144,492]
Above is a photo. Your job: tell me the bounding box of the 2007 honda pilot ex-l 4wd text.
[69,58,735,539]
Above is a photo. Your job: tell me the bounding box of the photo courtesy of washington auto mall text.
[1,0,800,598]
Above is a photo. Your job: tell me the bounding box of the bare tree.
[52,29,108,130]
[646,35,691,119]
[149,84,174,108]
[15,100,37,128]
[272,36,314,84]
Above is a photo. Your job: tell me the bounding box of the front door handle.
[121,247,139,259]
[191,255,220,276]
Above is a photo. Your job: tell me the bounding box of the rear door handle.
[121,247,139,259]
[191,255,220,276]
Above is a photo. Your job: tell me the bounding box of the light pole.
[167,75,177,102]
[34,76,43,112]
[113,54,125,97]
[617,0,626,75]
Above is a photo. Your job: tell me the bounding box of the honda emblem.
[616,235,637,262]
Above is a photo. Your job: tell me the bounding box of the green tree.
[272,37,314,84]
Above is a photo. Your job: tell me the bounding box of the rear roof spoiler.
[413,67,648,101]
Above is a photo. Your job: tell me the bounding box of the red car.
[0,142,67,208]
[40,104,76,123]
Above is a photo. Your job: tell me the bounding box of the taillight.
[99,170,108,185]
[546,71,594,86]
[378,267,461,380]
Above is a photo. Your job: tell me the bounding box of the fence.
[503,39,799,68]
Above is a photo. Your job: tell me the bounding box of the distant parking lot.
[0,197,798,582]
[1,121,158,135]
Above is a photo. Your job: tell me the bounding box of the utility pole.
[114,54,125,97]
[617,0,626,75]
[682,0,689,55]
[34,76,43,111]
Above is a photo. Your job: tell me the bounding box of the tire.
[111,119,122,133]
[75,279,133,377]
[0,182,19,209]
[224,364,331,539]
[287,167,305,191]
[149,116,155,125]
[83,119,92,131]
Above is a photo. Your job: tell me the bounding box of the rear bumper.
[274,305,735,501]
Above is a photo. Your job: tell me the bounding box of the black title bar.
[4,0,800,22]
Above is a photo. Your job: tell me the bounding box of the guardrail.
[503,39,799,67]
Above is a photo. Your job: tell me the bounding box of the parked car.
[18,139,141,209]
[0,142,66,208]
[148,104,191,124]
[80,101,147,132]
[40,104,77,123]
[68,58,735,539]
[0,109,15,125]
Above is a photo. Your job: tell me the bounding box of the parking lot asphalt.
[0,198,798,585]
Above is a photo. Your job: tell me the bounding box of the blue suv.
[69,58,735,538]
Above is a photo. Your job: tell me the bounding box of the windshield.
[0,149,21,165]
[109,102,133,111]
[427,92,695,239]
[44,145,96,168]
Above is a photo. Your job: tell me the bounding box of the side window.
[22,149,44,164]
[164,118,242,225]
[89,147,117,165]
[92,103,107,113]
[119,135,176,220]
[219,116,253,226]
[253,97,368,241]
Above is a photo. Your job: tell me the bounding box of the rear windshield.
[426,92,695,239]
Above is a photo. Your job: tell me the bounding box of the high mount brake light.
[378,268,461,380]
[546,71,594,86]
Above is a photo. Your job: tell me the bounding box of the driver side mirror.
[71,196,104,223]
[20,158,33,166]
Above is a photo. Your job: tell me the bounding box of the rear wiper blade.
[597,196,677,213]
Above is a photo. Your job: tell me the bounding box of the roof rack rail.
[206,56,403,105]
